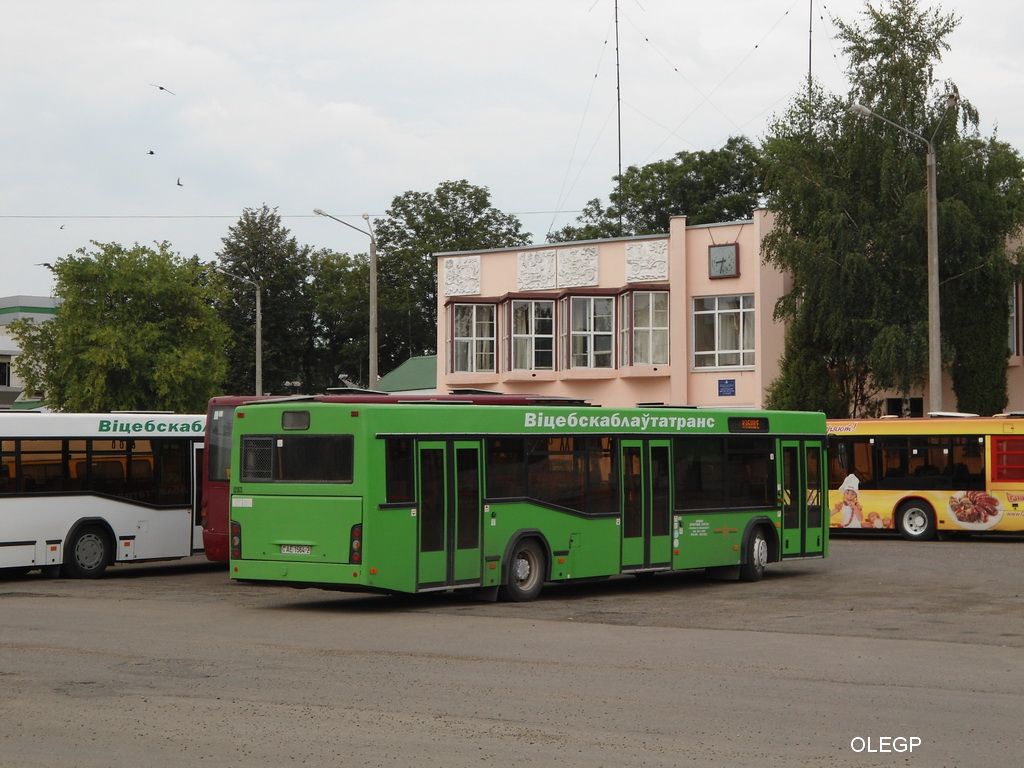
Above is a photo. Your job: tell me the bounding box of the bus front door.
[416,441,483,591]
[620,440,672,571]
[780,440,826,557]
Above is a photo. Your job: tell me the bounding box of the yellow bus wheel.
[896,502,937,542]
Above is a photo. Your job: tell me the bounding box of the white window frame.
[511,300,555,371]
[618,294,631,368]
[622,290,669,366]
[451,304,495,373]
[569,296,615,369]
[692,294,755,369]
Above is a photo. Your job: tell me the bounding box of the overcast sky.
[3,0,1022,298]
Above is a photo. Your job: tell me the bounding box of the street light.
[313,208,378,387]
[851,94,958,413]
[216,264,263,396]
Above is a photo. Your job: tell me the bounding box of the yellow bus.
[827,415,1024,540]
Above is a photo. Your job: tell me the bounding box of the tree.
[307,248,372,389]
[547,198,621,242]
[216,205,314,395]
[934,135,1024,415]
[10,242,227,412]
[550,136,763,241]
[765,312,861,418]
[371,180,531,374]
[761,0,1024,416]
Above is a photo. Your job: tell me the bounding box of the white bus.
[0,412,206,578]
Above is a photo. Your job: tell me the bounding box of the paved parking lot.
[1,535,1021,767]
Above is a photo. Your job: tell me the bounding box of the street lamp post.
[217,265,263,396]
[313,208,378,387]
[851,96,957,414]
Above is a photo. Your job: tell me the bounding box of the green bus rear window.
[241,434,353,483]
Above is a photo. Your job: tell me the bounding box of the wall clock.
[709,243,739,279]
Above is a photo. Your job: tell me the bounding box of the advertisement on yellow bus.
[827,416,1024,540]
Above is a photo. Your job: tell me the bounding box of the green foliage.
[216,205,314,395]
[211,189,529,393]
[762,0,1024,416]
[839,0,956,110]
[550,136,763,241]
[764,315,848,417]
[371,180,531,375]
[939,135,1024,414]
[307,248,372,388]
[547,198,621,242]
[947,260,1014,416]
[10,242,227,413]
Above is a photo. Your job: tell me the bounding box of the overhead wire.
[546,15,617,238]
[549,0,818,233]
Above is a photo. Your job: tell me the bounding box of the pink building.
[436,211,789,409]
[436,214,1024,414]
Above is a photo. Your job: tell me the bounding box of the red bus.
[201,391,587,560]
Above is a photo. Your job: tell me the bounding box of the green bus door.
[416,441,483,590]
[780,440,825,556]
[620,440,673,571]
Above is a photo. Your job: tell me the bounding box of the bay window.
[511,300,555,370]
[569,296,614,369]
[452,304,495,373]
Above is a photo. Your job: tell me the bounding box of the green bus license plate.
[281,545,311,555]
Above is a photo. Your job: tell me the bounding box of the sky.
[3,0,1023,298]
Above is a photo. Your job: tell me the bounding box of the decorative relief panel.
[518,250,557,291]
[626,240,669,282]
[557,246,599,287]
[443,255,481,296]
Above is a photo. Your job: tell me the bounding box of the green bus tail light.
[230,520,242,559]
[350,525,362,564]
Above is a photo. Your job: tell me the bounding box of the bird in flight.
[177,178,183,187]
[147,150,155,155]
[150,84,175,95]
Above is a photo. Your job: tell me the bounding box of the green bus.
[228,401,827,600]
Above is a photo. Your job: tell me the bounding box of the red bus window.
[992,436,1024,482]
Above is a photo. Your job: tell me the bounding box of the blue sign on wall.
[718,379,736,397]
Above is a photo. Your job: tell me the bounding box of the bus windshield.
[208,405,234,483]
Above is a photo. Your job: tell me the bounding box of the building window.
[0,361,9,388]
[620,291,669,366]
[511,300,554,370]
[569,296,614,369]
[452,304,495,373]
[693,295,755,368]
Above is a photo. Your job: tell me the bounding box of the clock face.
[709,244,739,278]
